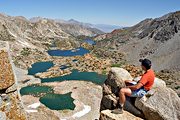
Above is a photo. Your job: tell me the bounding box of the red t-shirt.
[139,69,155,91]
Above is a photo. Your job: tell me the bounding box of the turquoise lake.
[28,61,54,75]
[20,85,75,110]
[20,85,54,97]
[41,69,106,85]
[40,92,75,110]
[28,62,106,85]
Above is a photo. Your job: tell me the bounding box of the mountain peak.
[68,19,79,23]
[29,17,45,23]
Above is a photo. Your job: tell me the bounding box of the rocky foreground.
[100,67,180,120]
[21,81,102,120]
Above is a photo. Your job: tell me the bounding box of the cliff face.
[0,41,26,120]
[94,11,180,71]
[138,11,180,42]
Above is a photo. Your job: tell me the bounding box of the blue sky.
[0,0,180,26]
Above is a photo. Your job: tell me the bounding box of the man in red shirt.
[112,59,155,114]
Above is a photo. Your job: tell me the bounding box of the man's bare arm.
[127,83,143,91]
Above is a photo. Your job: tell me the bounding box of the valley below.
[0,11,180,120]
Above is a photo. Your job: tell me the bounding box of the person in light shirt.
[112,59,155,114]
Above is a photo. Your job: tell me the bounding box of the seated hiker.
[112,58,155,114]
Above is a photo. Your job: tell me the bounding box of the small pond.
[28,62,54,75]
[84,39,96,45]
[40,92,75,110]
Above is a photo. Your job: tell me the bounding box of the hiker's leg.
[119,88,132,107]
[112,88,132,114]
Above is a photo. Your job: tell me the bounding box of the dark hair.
[139,59,152,70]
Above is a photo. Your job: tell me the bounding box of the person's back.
[139,69,155,91]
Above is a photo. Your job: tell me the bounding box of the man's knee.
[120,88,125,94]
[119,88,132,96]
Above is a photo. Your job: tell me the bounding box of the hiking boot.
[111,108,123,114]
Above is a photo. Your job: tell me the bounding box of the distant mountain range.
[30,17,122,33]
[91,24,123,33]
[66,19,123,33]
[29,17,104,36]
[63,19,123,33]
